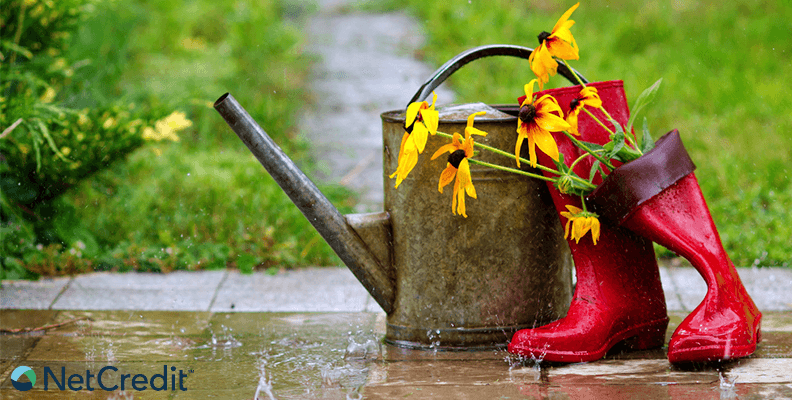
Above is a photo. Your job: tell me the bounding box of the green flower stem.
[435,131,560,176]
[569,148,604,172]
[468,159,557,183]
[434,131,596,190]
[562,130,615,170]
[581,106,641,155]
[558,59,587,88]
[581,107,615,137]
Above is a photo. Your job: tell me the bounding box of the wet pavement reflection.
[1,310,790,399]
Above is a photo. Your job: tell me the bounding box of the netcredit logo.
[9,365,190,392]
[11,366,36,391]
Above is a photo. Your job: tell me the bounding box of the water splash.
[719,370,737,399]
[344,337,379,361]
[427,329,441,352]
[254,360,277,400]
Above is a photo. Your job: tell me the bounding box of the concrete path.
[299,1,453,212]
[3,265,791,312]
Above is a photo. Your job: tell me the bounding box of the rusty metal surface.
[381,104,573,349]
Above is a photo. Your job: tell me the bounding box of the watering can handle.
[407,44,588,108]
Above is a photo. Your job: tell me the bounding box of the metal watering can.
[215,45,586,350]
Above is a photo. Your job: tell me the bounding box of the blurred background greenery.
[1,0,353,279]
[1,0,789,280]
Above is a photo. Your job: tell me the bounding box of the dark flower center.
[447,149,466,169]
[518,104,537,124]
[570,98,581,111]
[538,31,551,44]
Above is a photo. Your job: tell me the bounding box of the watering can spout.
[214,93,395,314]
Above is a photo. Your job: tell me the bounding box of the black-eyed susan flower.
[565,86,602,135]
[515,79,571,168]
[390,92,440,188]
[528,3,581,88]
[560,204,600,245]
[431,112,487,217]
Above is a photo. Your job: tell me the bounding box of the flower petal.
[529,45,557,89]
[393,144,418,188]
[390,132,409,176]
[523,80,537,101]
[529,124,560,163]
[421,108,439,135]
[458,158,475,199]
[535,109,571,132]
[438,164,456,193]
[590,217,601,245]
[405,101,424,127]
[514,130,525,167]
[431,142,459,160]
[566,109,580,135]
[535,94,564,115]
[552,3,579,34]
[467,111,486,128]
[527,134,538,168]
[412,123,429,153]
[465,126,488,138]
[565,205,583,214]
[546,36,579,60]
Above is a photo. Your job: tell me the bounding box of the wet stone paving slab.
[0,310,791,399]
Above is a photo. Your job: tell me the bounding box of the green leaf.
[627,78,663,134]
[0,40,33,60]
[553,153,570,173]
[606,124,625,159]
[589,160,601,181]
[640,117,656,153]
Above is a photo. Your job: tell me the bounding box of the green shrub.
[3,0,351,279]
[0,0,188,278]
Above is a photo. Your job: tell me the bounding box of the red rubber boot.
[619,174,762,363]
[507,81,668,362]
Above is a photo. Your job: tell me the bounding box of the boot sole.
[509,317,669,363]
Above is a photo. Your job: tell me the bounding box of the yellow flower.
[161,111,193,131]
[560,205,600,245]
[40,87,56,103]
[102,117,117,129]
[528,3,581,88]
[515,80,570,168]
[142,111,192,142]
[431,112,487,217]
[390,92,440,188]
[565,86,602,135]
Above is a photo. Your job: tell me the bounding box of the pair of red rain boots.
[507,81,761,364]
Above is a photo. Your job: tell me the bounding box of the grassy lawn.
[2,0,353,278]
[369,0,790,267]
[4,1,788,279]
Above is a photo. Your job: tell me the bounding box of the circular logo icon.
[11,366,36,391]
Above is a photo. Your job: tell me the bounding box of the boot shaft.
[530,81,665,314]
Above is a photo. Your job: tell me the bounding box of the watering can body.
[215,45,582,349]
[378,104,573,349]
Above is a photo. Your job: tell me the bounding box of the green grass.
[359,0,791,267]
[5,0,355,278]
